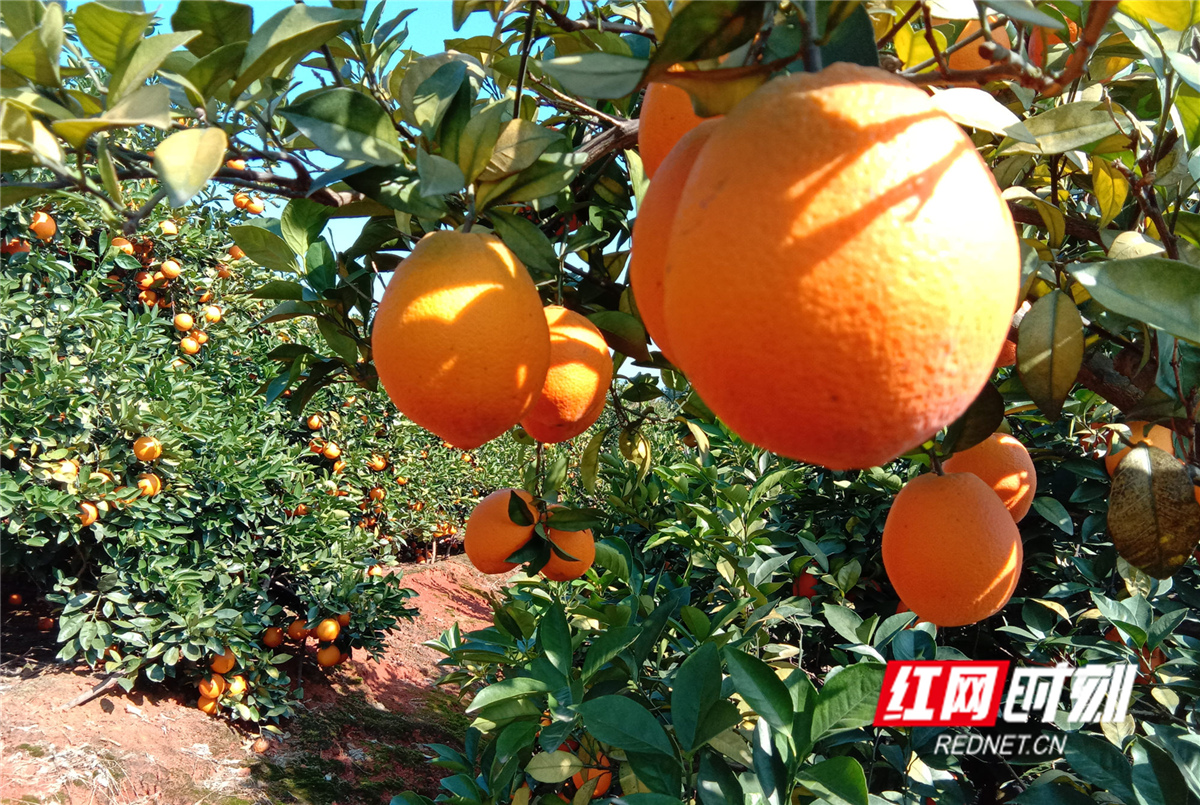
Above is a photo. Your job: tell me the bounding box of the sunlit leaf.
[1017,290,1083,420]
[155,127,228,207]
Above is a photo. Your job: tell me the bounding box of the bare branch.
[533,0,656,40]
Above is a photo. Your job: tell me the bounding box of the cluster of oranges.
[73,436,165,530]
[1,210,56,252]
[463,489,595,581]
[197,646,248,715]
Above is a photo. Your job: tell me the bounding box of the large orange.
[521,307,613,443]
[30,211,56,241]
[628,119,721,360]
[638,81,706,179]
[571,746,613,797]
[541,525,595,582]
[133,436,162,462]
[662,64,1019,469]
[210,647,236,674]
[882,472,1022,627]
[371,232,550,449]
[1104,421,1176,476]
[464,488,537,574]
[947,19,1012,71]
[942,434,1036,522]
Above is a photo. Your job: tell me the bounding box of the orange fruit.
[629,119,721,360]
[367,565,385,577]
[520,306,613,443]
[882,472,1022,627]
[111,237,135,255]
[294,503,309,516]
[227,159,247,170]
[78,501,99,526]
[173,313,194,331]
[204,305,222,323]
[396,476,408,486]
[198,695,219,715]
[337,612,351,627]
[307,414,323,430]
[252,737,271,753]
[30,211,56,241]
[942,434,1037,522]
[571,747,614,797]
[661,64,1019,470]
[995,338,1017,368]
[368,455,387,471]
[263,627,283,648]
[246,198,265,215]
[227,675,247,696]
[37,616,55,632]
[314,618,340,642]
[947,19,1012,71]
[234,193,250,209]
[159,220,178,236]
[316,645,341,667]
[369,487,385,501]
[332,458,345,473]
[371,231,550,449]
[135,271,154,289]
[160,259,182,279]
[137,290,158,306]
[136,473,161,497]
[541,524,596,582]
[228,245,245,260]
[180,337,201,355]
[194,330,208,345]
[6,593,22,607]
[1105,421,1176,476]
[210,647,236,674]
[198,291,213,304]
[133,436,162,462]
[1,238,30,254]
[464,488,537,574]
[287,619,309,640]
[1028,18,1080,66]
[198,674,226,698]
[217,265,232,279]
[322,443,341,460]
[793,574,819,599]
[638,81,706,180]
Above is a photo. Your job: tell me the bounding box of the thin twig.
[513,7,538,120]
[529,76,625,126]
[321,44,346,87]
[533,0,656,39]
[122,188,167,236]
[802,0,822,73]
[876,3,921,47]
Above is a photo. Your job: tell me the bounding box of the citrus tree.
[3,0,1200,803]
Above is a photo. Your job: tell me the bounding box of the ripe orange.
[133,436,162,461]
[287,619,309,640]
[136,473,161,497]
[252,737,271,753]
[227,675,247,696]
[135,270,154,289]
[322,443,341,460]
[1028,18,1080,66]
[521,307,613,443]
[137,289,158,306]
[211,647,236,674]
[638,81,706,179]
[180,337,201,355]
[314,618,340,642]
[332,458,345,473]
[571,747,614,798]
[159,220,178,236]
[1104,421,1176,476]
[307,414,323,430]
[464,488,537,574]
[217,265,232,279]
[194,330,208,345]
[337,612,351,627]
[662,64,1018,470]
[246,198,265,215]
[947,19,1012,71]
[198,674,226,698]
[235,193,252,209]
[316,645,341,667]
[882,472,1022,627]
[541,525,596,582]
[369,487,385,501]
[367,565,385,577]
[995,338,1017,368]
[371,231,550,449]
[78,501,99,526]
[629,119,721,360]
[396,477,408,486]
[793,574,819,599]
[30,211,56,241]
[228,246,245,260]
[368,455,387,471]
[111,237,135,255]
[263,627,283,648]
[160,260,182,279]
[227,159,246,170]
[198,695,219,715]
[37,616,55,632]
[942,434,1037,522]
[7,593,23,607]
[1,238,30,254]
[294,503,309,516]
[174,313,194,331]
[204,305,222,323]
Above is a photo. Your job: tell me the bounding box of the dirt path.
[0,557,504,805]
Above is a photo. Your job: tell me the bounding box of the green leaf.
[281,87,404,166]
[697,750,743,805]
[231,5,359,98]
[810,663,885,742]
[2,0,44,40]
[154,127,227,207]
[542,53,648,100]
[576,696,675,757]
[1065,733,1138,805]
[581,428,609,494]
[464,677,549,713]
[479,144,588,207]
[229,224,300,273]
[96,136,122,205]
[544,507,603,532]
[412,60,467,140]
[930,88,1036,144]
[795,757,869,805]
[526,750,582,784]
[1117,0,1200,31]
[589,310,650,361]
[252,281,305,300]
[488,210,558,274]
[74,2,153,70]
[1092,157,1130,230]
[109,31,200,104]
[316,318,359,365]
[457,99,507,183]
[2,2,64,86]
[479,119,564,181]
[672,643,722,752]
[259,300,316,325]
[280,199,332,257]
[415,148,466,197]
[52,84,172,149]
[1017,290,1083,421]
[1070,258,1200,345]
[171,0,253,58]
[539,604,572,677]
[722,648,793,732]
[650,1,765,69]
[1031,496,1074,534]
[343,165,449,218]
[186,42,248,101]
[942,383,1005,455]
[1005,101,1126,155]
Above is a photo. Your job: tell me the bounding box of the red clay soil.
[0,556,506,805]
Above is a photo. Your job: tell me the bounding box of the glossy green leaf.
[542,53,648,100]
[2,0,45,40]
[575,696,675,757]
[280,199,332,258]
[810,663,885,742]
[465,677,550,713]
[412,60,467,140]
[1005,102,1126,155]
[456,99,507,183]
[1031,496,1073,535]
[1017,290,1083,421]
[229,224,301,273]
[930,88,1036,144]
[171,0,253,58]
[795,757,869,805]
[51,84,172,148]
[281,87,404,166]
[525,750,582,784]
[231,5,359,98]
[479,119,564,181]
[722,648,793,732]
[415,148,465,197]
[488,210,558,274]
[109,31,200,103]
[672,643,721,752]
[1092,157,1129,230]
[697,750,743,805]
[74,2,153,70]
[1070,257,1200,345]
[650,1,765,68]
[1064,733,1139,805]
[589,310,650,361]
[1117,0,1200,30]
[186,42,248,101]
[2,2,64,86]
[942,382,1005,455]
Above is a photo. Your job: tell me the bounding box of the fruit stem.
[462,195,477,233]
[928,447,945,476]
[802,0,823,73]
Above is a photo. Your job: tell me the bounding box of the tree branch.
[1007,200,1105,246]
[533,0,656,40]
